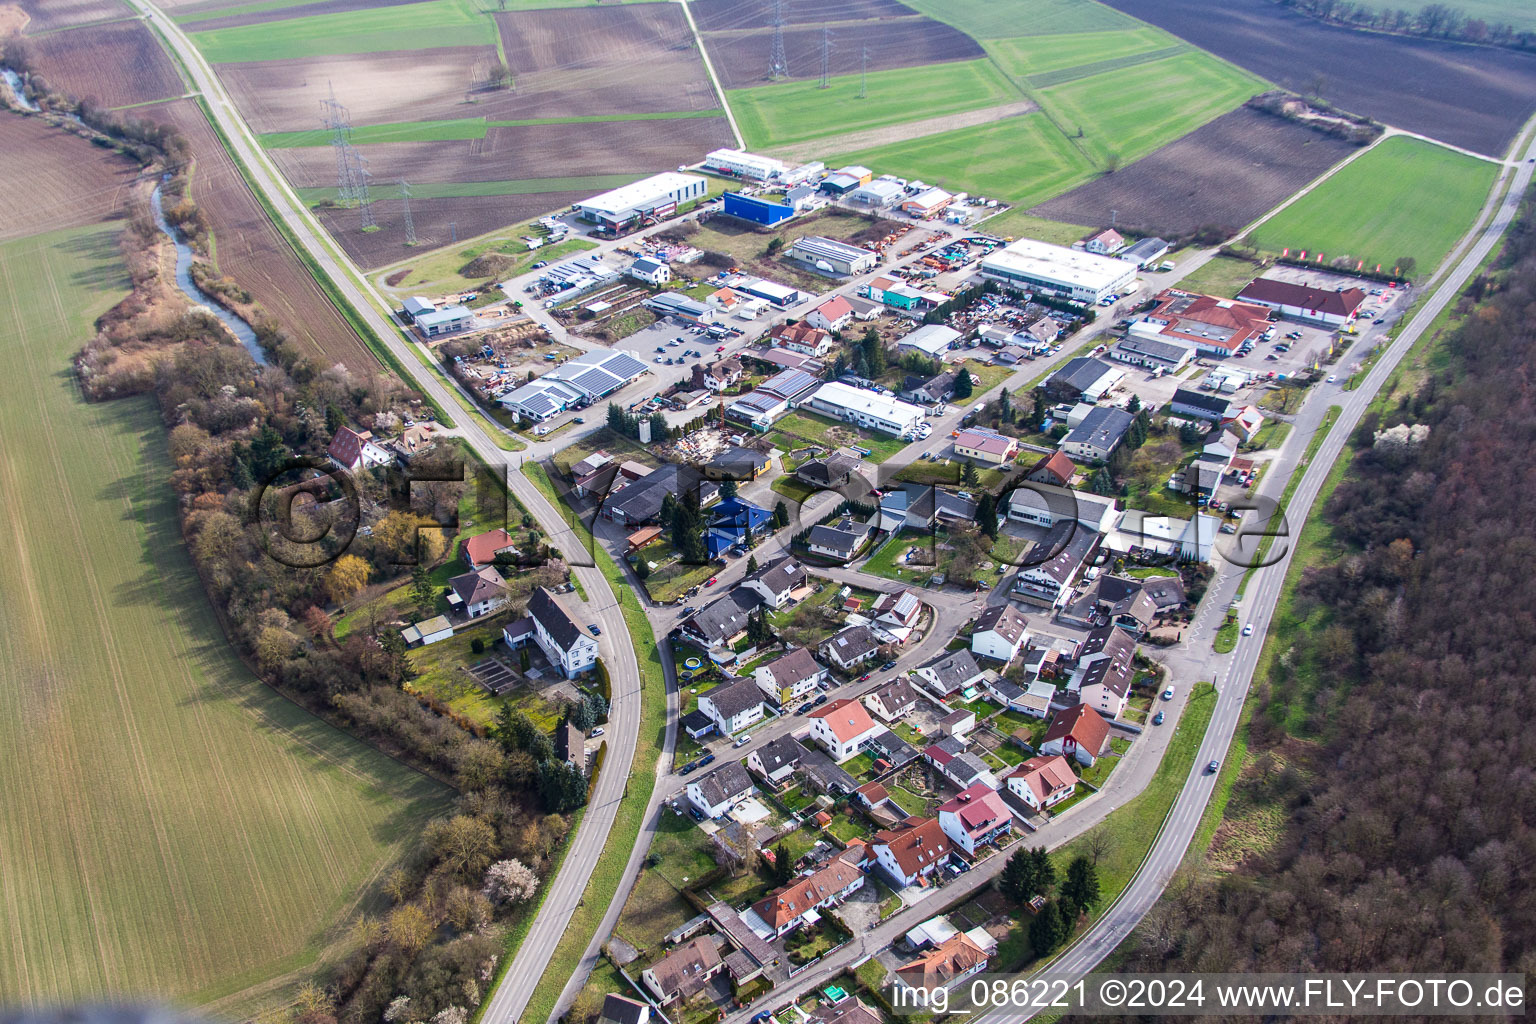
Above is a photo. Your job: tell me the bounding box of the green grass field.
[175,0,631,24]
[190,0,497,62]
[260,110,721,148]
[728,59,1019,149]
[1248,135,1498,273]
[987,26,1176,78]
[827,112,1097,209]
[903,0,1141,39]
[0,223,445,1008]
[1034,51,1264,166]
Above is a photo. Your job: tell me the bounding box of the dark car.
[1152,711,1165,726]
[1206,760,1220,773]
[589,623,601,635]
[681,606,697,615]
[689,808,704,822]
[751,1013,773,1024]
[680,762,698,775]
[880,660,897,671]
[699,753,716,766]
[813,694,828,706]
[797,703,813,715]
[1373,318,1385,324]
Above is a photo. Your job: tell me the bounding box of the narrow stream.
[151,181,268,365]
[2,68,39,112]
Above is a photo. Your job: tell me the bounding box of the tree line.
[1275,0,1536,50]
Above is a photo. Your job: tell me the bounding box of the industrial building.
[805,381,925,437]
[979,238,1139,304]
[901,187,953,219]
[722,191,796,226]
[539,252,618,292]
[704,148,789,181]
[1060,406,1135,462]
[727,368,822,430]
[499,349,649,422]
[897,324,961,359]
[1131,290,1272,357]
[1108,334,1195,372]
[574,172,707,232]
[645,292,714,324]
[1236,277,1366,327]
[736,277,802,308]
[847,179,905,207]
[790,236,877,276]
[401,296,435,321]
[415,305,472,337]
[819,165,873,195]
[1119,237,1169,268]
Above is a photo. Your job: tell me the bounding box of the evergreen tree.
[1000,388,1012,422]
[1127,393,1141,413]
[773,501,791,529]
[648,411,669,440]
[774,842,793,885]
[720,478,739,500]
[1028,388,1048,431]
[607,402,625,432]
[977,493,998,539]
[831,352,849,381]
[535,759,588,812]
[409,566,434,616]
[247,424,290,481]
[999,848,1036,904]
[635,558,651,580]
[1029,900,1063,958]
[954,370,974,400]
[1062,856,1101,916]
[1031,846,1056,893]
[961,461,979,487]
[1179,420,1205,445]
[229,451,254,490]
[1089,466,1115,495]
[862,329,886,376]
[746,554,759,573]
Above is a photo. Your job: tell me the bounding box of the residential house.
[769,321,834,357]
[1075,624,1136,719]
[797,748,859,795]
[641,937,723,1005]
[796,451,861,490]
[914,649,986,699]
[705,497,772,558]
[865,728,920,771]
[699,677,768,736]
[984,677,1026,712]
[687,761,757,817]
[746,858,865,939]
[900,370,959,406]
[691,358,744,394]
[1082,227,1125,254]
[805,1001,882,1024]
[871,588,924,633]
[628,256,671,285]
[1024,451,1077,487]
[1060,406,1136,463]
[896,933,990,995]
[527,587,599,678]
[953,427,1019,466]
[747,735,805,787]
[937,783,1013,855]
[1005,482,1117,533]
[970,603,1029,663]
[740,557,809,609]
[931,748,997,791]
[807,698,883,762]
[882,484,979,533]
[1222,404,1265,443]
[555,720,586,771]
[862,677,921,722]
[598,994,651,1024]
[1119,236,1169,268]
[1011,521,1099,608]
[1004,754,1078,812]
[463,528,518,569]
[821,624,881,671]
[872,816,953,887]
[402,615,454,647]
[602,464,719,525]
[939,709,975,741]
[1039,704,1112,766]
[447,566,510,617]
[1108,334,1196,372]
[703,446,770,481]
[1024,315,1063,347]
[383,422,437,464]
[678,590,760,650]
[1017,680,1059,719]
[806,518,871,562]
[806,295,855,332]
[327,426,392,472]
[753,647,826,707]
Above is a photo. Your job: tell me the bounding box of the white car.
[1161,686,1176,701]
[1326,374,1337,384]
[1242,623,1254,637]
[917,425,933,439]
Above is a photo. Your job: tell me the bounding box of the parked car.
[591,727,604,737]
[1161,686,1176,701]
[1373,318,1385,324]
[589,623,601,635]
[706,576,718,587]
[680,762,698,775]
[1325,375,1337,384]
[733,736,750,748]
[689,808,704,822]
[880,660,897,671]
[813,694,828,706]
[699,754,716,766]
[1152,711,1165,726]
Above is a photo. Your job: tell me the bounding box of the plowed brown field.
[1031,107,1357,237]
[31,20,184,108]
[318,191,591,268]
[703,18,983,89]
[177,0,423,32]
[16,0,125,32]
[690,0,917,32]
[0,114,140,242]
[153,99,376,369]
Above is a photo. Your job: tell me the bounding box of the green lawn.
[827,112,1098,209]
[981,208,1095,246]
[1034,51,1265,167]
[261,110,722,148]
[729,60,1019,149]
[1213,616,1239,653]
[0,222,446,1007]
[769,411,910,463]
[903,0,1142,39]
[987,26,1176,78]
[1249,135,1498,275]
[1175,254,1263,298]
[859,530,934,583]
[190,0,497,62]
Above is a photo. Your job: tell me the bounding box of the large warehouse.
[724,192,796,226]
[791,236,877,276]
[575,173,708,232]
[500,349,649,422]
[704,148,789,180]
[979,238,1138,304]
[805,382,925,437]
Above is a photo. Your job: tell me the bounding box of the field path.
[771,100,1038,162]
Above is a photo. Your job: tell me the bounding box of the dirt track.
[1031,107,1358,237]
[153,99,377,370]
[703,18,983,89]
[31,20,185,109]
[774,101,1036,161]
[1101,0,1536,156]
[0,115,140,243]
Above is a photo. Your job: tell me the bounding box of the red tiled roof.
[751,858,862,929]
[874,816,952,876]
[770,322,830,348]
[897,933,988,988]
[937,783,1010,834]
[1027,451,1076,485]
[816,296,854,321]
[810,698,877,742]
[464,528,515,566]
[327,426,370,467]
[1005,754,1077,805]
[1237,278,1366,317]
[1042,704,1110,757]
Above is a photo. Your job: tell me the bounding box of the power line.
[819,27,832,89]
[768,0,787,80]
[354,152,375,229]
[859,45,869,98]
[400,178,416,246]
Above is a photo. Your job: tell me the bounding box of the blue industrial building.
[723,191,796,226]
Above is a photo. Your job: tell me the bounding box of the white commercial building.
[791,236,877,275]
[847,179,905,207]
[980,237,1138,304]
[574,172,708,231]
[703,148,789,181]
[499,349,648,422]
[415,305,472,337]
[897,324,962,359]
[805,381,925,437]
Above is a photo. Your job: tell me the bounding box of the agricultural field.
[729,59,1019,149]
[0,116,142,243]
[12,0,127,33]
[904,0,1141,38]
[701,19,984,90]
[1032,51,1265,166]
[1032,107,1358,237]
[188,0,497,63]
[688,0,918,32]
[0,211,443,1006]
[153,98,379,368]
[1101,0,1536,155]
[29,20,186,109]
[988,26,1182,80]
[1247,134,1498,273]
